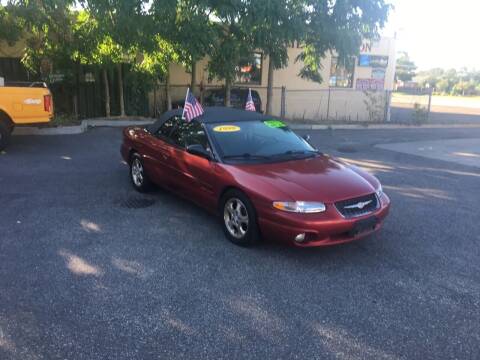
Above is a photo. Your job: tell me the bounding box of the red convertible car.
[121,107,390,247]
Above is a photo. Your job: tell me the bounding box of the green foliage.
[412,103,428,125]
[206,17,251,84]
[3,0,393,117]
[451,81,477,96]
[395,51,417,82]
[0,4,23,44]
[298,0,391,83]
[72,11,123,67]
[417,68,480,96]
[149,0,215,75]
[4,0,77,78]
[246,0,304,70]
[135,37,179,81]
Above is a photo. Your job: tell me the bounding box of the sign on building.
[356,78,385,91]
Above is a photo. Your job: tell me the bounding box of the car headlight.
[376,184,383,198]
[273,201,326,213]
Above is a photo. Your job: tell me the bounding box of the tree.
[149,0,213,108]
[246,0,305,114]
[207,22,251,106]
[5,0,77,79]
[81,0,153,117]
[452,81,476,96]
[395,52,417,82]
[298,0,391,84]
[72,11,125,117]
[0,3,23,45]
[149,0,214,95]
[135,36,179,111]
[435,78,450,94]
[207,0,390,110]
[416,68,443,88]
[416,67,480,95]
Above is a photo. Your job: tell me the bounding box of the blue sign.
[359,55,370,67]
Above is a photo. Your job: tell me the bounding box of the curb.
[12,119,154,136]
[288,123,480,130]
[12,119,480,135]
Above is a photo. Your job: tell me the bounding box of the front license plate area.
[349,217,378,237]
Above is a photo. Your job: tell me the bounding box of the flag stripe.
[245,89,256,111]
[184,90,204,121]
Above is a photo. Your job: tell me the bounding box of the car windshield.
[206,120,317,163]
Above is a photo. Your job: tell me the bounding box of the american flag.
[182,89,204,122]
[245,88,256,111]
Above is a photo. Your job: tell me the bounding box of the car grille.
[335,193,379,218]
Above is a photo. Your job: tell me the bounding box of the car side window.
[169,121,209,150]
[156,116,179,139]
[169,120,191,147]
[184,122,209,150]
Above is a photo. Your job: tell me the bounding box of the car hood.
[232,155,377,203]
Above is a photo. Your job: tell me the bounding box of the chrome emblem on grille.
[344,200,372,210]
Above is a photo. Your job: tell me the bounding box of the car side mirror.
[302,134,311,143]
[187,144,211,159]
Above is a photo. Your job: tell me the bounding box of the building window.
[329,57,354,88]
[358,55,389,68]
[236,53,262,85]
[372,68,386,80]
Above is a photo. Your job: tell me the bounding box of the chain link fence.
[149,84,432,124]
[390,88,432,124]
[283,89,390,123]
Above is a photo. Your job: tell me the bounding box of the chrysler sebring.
[121,107,390,247]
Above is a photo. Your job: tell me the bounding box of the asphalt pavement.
[1,126,480,359]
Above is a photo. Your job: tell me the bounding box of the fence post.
[426,88,433,122]
[384,90,392,122]
[280,86,286,119]
[326,87,331,121]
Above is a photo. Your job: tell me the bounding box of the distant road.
[430,95,480,110]
[391,94,480,123]
[392,94,480,114]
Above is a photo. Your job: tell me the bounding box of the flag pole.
[181,87,190,120]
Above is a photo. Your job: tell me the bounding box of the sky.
[383,0,480,70]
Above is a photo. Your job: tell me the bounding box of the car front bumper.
[257,193,391,247]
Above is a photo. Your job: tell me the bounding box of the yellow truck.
[0,80,53,150]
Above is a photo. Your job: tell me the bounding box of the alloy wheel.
[131,158,144,187]
[224,198,249,239]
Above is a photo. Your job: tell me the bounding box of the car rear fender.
[0,109,14,129]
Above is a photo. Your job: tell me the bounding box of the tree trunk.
[74,61,80,119]
[166,69,172,110]
[266,55,274,115]
[190,59,197,93]
[117,63,125,117]
[102,68,110,117]
[225,78,231,107]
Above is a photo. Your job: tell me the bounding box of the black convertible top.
[147,106,271,133]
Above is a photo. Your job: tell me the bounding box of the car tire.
[220,189,260,246]
[0,122,11,151]
[130,153,152,192]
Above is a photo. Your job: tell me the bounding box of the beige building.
[162,37,396,122]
